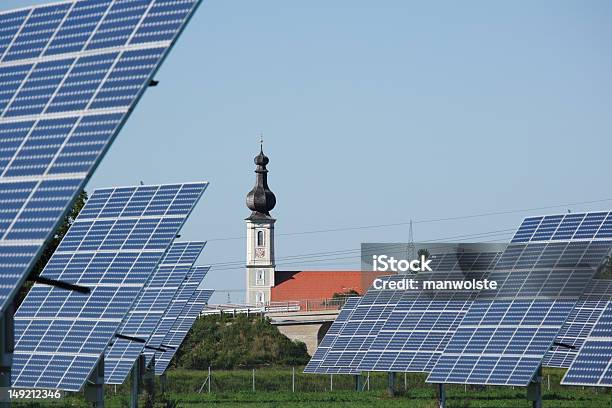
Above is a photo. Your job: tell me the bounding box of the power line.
[205,197,612,242]
[205,228,514,272]
[204,228,512,268]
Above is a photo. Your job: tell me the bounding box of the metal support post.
[354,374,362,392]
[84,356,105,408]
[130,357,142,408]
[387,372,396,397]
[438,383,446,408]
[0,304,14,408]
[526,365,543,408]
[143,355,155,407]
[160,373,167,394]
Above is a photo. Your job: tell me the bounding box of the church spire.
[246,139,276,219]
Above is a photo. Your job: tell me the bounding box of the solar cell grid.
[145,265,210,364]
[0,0,203,313]
[544,279,612,368]
[154,288,214,375]
[104,240,205,384]
[317,275,404,374]
[562,292,612,387]
[427,212,612,387]
[303,297,361,374]
[511,212,612,244]
[12,182,207,391]
[360,251,501,373]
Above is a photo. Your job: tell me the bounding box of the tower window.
[256,269,265,285]
[256,291,265,304]
[257,230,265,246]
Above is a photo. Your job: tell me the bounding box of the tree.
[173,314,310,370]
[16,191,88,306]
[417,248,430,259]
[332,289,360,298]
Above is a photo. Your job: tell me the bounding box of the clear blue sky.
[3,1,612,303]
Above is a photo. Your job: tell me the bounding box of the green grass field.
[13,368,612,407]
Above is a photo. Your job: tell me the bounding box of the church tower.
[245,142,276,305]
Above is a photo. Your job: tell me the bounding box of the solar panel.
[12,182,207,391]
[154,288,214,375]
[360,252,501,373]
[562,294,612,386]
[0,0,203,313]
[145,265,210,364]
[104,241,206,384]
[304,297,361,374]
[427,212,612,387]
[511,212,612,243]
[316,275,404,374]
[543,279,612,368]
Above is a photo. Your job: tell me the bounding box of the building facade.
[245,144,277,305]
[244,145,385,307]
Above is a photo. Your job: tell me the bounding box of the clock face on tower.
[255,248,266,258]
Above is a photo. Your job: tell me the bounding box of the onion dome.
[246,143,276,219]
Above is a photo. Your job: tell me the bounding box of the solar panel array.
[145,265,210,364]
[562,298,612,386]
[317,275,404,374]
[154,288,214,375]
[426,212,612,386]
[308,212,612,387]
[511,212,612,243]
[360,252,500,373]
[306,252,501,375]
[12,182,207,391]
[304,297,361,374]
[543,279,612,368]
[0,0,203,313]
[104,241,205,384]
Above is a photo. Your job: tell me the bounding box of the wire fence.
[146,367,608,395]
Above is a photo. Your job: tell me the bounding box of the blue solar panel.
[145,265,210,364]
[427,212,612,387]
[154,288,214,375]
[543,280,612,368]
[511,212,612,243]
[360,252,501,373]
[304,297,361,374]
[12,182,207,391]
[0,0,203,313]
[104,241,205,384]
[562,293,612,386]
[317,276,404,374]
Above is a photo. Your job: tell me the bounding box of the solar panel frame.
[562,298,612,386]
[154,288,214,375]
[316,275,404,375]
[543,280,612,368]
[304,297,361,374]
[0,0,204,314]
[427,212,612,387]
[12,182,207,391]
[145,265,210,363]
[359,251,501,373]
[104,240,206,384]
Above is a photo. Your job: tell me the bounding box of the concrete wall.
[276,322,330,356]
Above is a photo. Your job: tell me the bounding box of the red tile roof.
[271,270,386,302]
